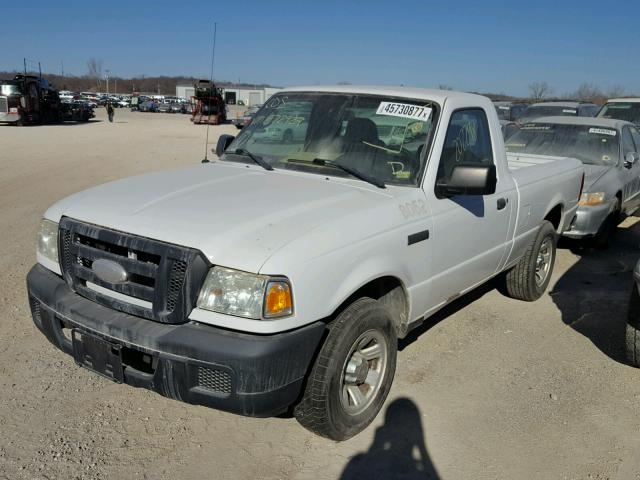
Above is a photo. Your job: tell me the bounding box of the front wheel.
[294,298,397,440]
[505,220,557,301]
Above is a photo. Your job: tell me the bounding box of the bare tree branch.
[86,58,103,90]
[528,81,553,101]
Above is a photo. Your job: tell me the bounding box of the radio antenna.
[202,22,217,163]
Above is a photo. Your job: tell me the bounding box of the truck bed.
[507,152,574,171]
[502,152,583,268]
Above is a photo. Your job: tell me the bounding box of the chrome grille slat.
[0,97,7,113]
[72,264,156,301]
[75,243,158,277]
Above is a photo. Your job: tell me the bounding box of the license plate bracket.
[72,330,124,383]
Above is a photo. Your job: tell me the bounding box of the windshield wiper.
[312,158,385,189]
[231,148,273,171]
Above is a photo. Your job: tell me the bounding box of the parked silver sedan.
[505,117,640,246]
[518,101,599,124]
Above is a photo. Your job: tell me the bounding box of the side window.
[622,127,636,156]
[437,109,493,183]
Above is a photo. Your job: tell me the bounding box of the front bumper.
[562,202,614,239]
[0,112,20,123]
[27,264,325,417]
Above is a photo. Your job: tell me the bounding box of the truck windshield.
[505,123,619,166]
[224,92,437,187]
[0,84,20,96]
[598,102,640,125]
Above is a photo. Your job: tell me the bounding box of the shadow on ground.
[550,219,639,364]
[341,398,440,480]
[54,119,103,126]
[400,278,499,351]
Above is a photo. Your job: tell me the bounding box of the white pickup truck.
[27,86,584,440]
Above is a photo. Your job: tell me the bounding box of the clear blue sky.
[2,0,638,97]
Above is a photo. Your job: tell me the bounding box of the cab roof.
[279,85,488,105]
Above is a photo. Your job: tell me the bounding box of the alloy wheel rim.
[535,238,553,286]
[339,329,388,416]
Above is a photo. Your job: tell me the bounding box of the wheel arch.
[544,203,563,233]
[330,275,410,338]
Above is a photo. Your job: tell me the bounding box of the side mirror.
[624,152,639,169]
[215,134,235,157]
[436,164,497,197]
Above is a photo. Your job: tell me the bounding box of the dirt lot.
[1,108,639,480]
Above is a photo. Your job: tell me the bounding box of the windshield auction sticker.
[377,102,432,120]
[589,128,617,136]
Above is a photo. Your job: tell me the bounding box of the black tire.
[294,298,397,441]
[505,220,557,302]
[626,285,640,367]
[592,199,621,249]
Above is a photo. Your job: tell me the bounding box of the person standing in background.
[106,101,114,123]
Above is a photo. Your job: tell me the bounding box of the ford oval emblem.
[92,259,128,284]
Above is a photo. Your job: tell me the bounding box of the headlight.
[196,267,293,320]
[37,219,59,264]
[579,192,606,206]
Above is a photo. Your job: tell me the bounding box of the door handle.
[497,197,508,210]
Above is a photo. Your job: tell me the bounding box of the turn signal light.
[578,192,606,206]
[264,281,293,318]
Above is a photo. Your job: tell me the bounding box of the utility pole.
[61,60,64,77]
[105,69,110,95]
[114,77,117,95]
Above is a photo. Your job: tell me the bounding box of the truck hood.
[45,162,394,273]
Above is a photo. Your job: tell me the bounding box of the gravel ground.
[1,108,639,480]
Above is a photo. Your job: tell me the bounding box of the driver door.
[425,108,515,310]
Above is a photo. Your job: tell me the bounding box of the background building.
[176,83,281,106]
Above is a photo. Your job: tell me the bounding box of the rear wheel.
[505,220,557,301]
[294,298,397,440]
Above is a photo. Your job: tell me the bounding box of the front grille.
[166,260,188,312]
[0,97,7,113]
[196,366,232,394]
[58,217,209,324]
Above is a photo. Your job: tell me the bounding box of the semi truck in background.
[0,74,94,125]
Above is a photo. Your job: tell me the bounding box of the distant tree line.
[0,58,276,95]
[527,80,632,104]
